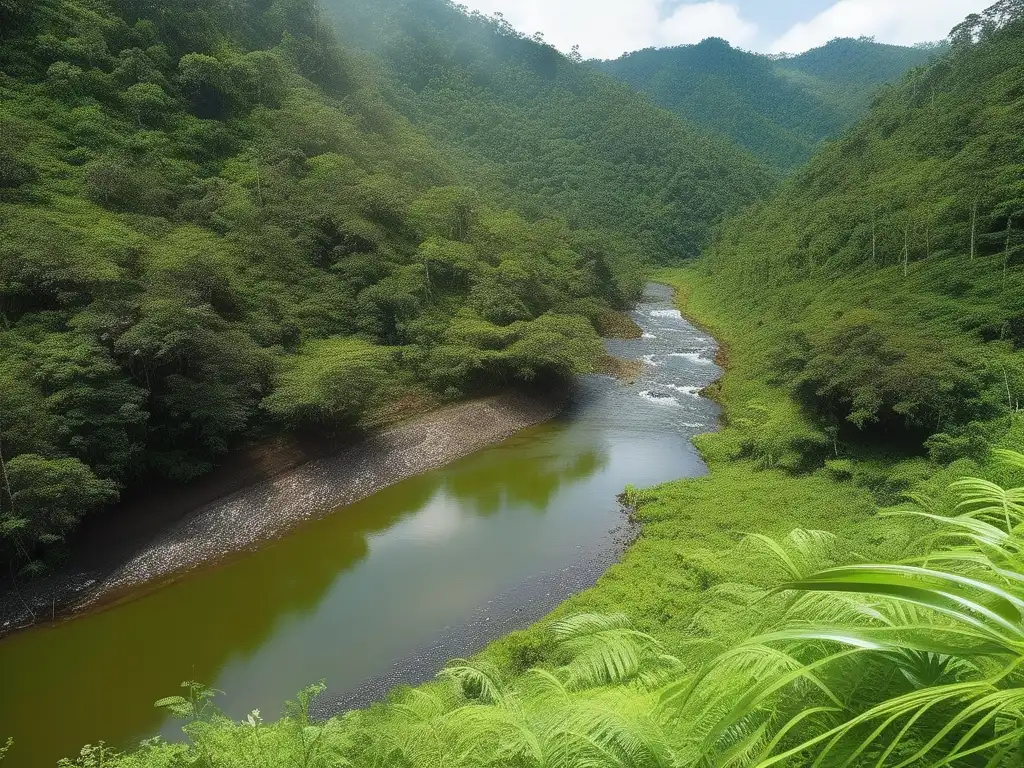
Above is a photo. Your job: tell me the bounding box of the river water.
[0,283,722,767]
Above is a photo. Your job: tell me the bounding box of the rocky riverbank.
[0,391,564,637]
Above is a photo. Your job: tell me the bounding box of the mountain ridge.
[595,35,943,168]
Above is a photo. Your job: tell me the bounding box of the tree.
[0,0,34,28]
[3,455,117,555]
[33,332,149,482]
[261,337,394,427]
[409,187,479,242]
[231,51,286,108]
[121,82,173,126]
[176,53,233,118]
[86,157,169,214]
[44,61,86,102]
[0,151,36,190]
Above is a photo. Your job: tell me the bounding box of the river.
[0,283,722,767]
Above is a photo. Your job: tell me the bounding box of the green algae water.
[0,284,722,766]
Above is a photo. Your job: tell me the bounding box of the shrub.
[261,338,395,428]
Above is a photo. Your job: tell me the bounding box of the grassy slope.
[479,256,1024,665]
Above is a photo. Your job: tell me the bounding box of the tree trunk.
[253,158,264,207]
[871,211,877,266]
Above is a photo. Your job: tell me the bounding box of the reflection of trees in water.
[0,436,610,766]
[0,473,446,766]
[443,436,609,516]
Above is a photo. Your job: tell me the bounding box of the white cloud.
[768,0,984,53]
[456,0,988,58]
[661,2,759,48]
[457,0,759,59]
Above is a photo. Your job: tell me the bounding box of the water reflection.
[0,284,720,768]
[444,438,609,515]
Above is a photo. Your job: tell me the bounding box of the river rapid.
[0,283,722,767]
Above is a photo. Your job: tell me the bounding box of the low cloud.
[458,0,758,59]
[458,0,988,58]
[661,2,759,49]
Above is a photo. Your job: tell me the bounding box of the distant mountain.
[595,37,942,169]
[694,9,1024,445]
[320,0,774,263]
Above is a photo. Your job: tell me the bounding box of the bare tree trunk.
[1004,365,1014,411]
[253,158,264,207]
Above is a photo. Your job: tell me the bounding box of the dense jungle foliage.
[596,37,940,169]
[319,0,775,262]
[7,0,1024,764]
[50,3,1024,767]
[694,0,1024,468]
[0,0,771,573]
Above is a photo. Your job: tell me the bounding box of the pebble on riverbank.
[0,392,565,638]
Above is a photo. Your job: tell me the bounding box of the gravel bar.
[0,392,563,637]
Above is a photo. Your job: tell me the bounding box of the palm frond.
[884,510,1016,553]
[951,477,1024,533]
[739,529,842,581]
[550,697,675,768]
[779,564,1024,645]
[994,448,1024,472]
[521,667,572,703]
[753,679,1006,768]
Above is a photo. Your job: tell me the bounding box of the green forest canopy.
[53,5,1024,766]
[320,0,775,262]
[0,0,771,573]
[595,36,941,169]
[692,0,1024,469]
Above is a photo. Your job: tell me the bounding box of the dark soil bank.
[0,392,563,637]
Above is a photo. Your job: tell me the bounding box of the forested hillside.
[0,0,732,575]
[20,1,1024,767]
[320,0,774,262]
[0,0,776,576]
[52,6,1024,766]
[596,37,939,169]
[693,2,1024,467]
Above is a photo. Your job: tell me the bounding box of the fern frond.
[438,659,507,705]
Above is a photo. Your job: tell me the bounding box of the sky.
[456,0,993,59]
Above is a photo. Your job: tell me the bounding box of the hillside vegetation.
[694,2,1024,468]
[53,3,1024,767]
[0,0,765,574]
[321,0,774,262]
[596,37,940,169]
